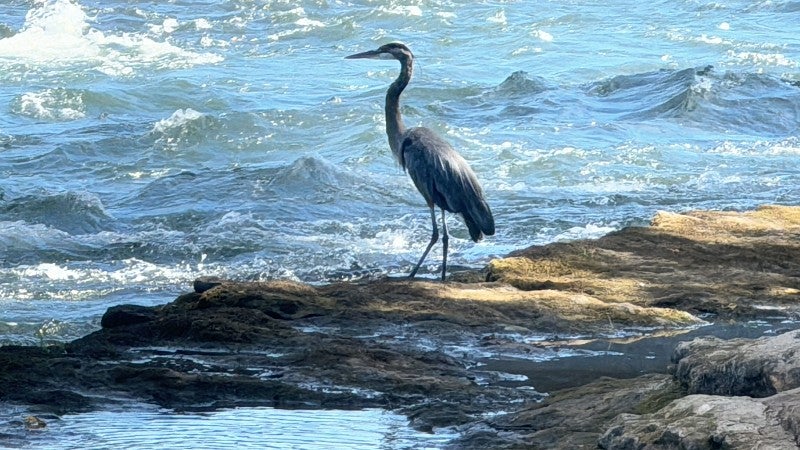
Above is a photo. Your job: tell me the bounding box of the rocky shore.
[2,205,800,448]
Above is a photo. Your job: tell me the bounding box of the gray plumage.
[346,42,494,281]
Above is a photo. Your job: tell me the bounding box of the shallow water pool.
[4,406,456,449]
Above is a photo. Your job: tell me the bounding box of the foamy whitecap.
[709,138,800,157]
[295,18,325,28]
[727,50,795,67]
[554,223,619,242]
[13,88,86,121]
[531,29,553,42]
[511,46,542,56]
[0,0,97,62]
[194,18,213,30]
[377,5,423,17]
[152,108,205,133]
[0,0,222,76]
[267,15,327,42]
[487,10,507,25]
[163,18,179,33]
[21,263,82,281]
[4,257,215,301]
[149,17,180,35]
[697,34,727,45]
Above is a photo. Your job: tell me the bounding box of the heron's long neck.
[386,58,412,160]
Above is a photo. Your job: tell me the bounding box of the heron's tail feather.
[462,198,495,242]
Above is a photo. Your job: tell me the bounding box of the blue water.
[0,0,798,446]
[0,404,455,449]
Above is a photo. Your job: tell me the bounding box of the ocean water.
[0,404,456,449]
[0,0,798,445]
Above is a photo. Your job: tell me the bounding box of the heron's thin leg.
[440,209,448,282]
[409,207,438,278]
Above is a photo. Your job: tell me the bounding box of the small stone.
[24,415,46,430]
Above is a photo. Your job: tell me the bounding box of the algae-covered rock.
[488,205,800,318]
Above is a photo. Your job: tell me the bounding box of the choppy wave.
[584,66,800,134]
[1,191,114,234]
[1,0,799,336]
[587,67,704,118]
[0,0,222,77]
[493,71,552,97]
[437,65,800,139]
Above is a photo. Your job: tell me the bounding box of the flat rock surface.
[2,205,800,448]
[489,205,800,319]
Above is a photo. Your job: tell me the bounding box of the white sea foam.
[1,257,216,301]
[727,50,796,67]
[295,18,325,28]
[265,8,327,41]
[21,263,81,281]
[554,223,619,242]
[487,10,507,25]
[152,108,205,133]
[698,34,725,45]
[194,18,213,30]
[531,29,553,42]
[149,17,180,34]
[13,88,86,121]
[709,138,800,157]
[377,5,423,17]
[0,0,222,76]
[0,0,97,62]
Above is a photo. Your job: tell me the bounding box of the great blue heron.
[346,42,495,281]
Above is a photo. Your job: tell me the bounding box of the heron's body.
[400,128,494,242]
[346,43,494,280]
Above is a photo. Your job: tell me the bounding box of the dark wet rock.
[0,346,96,414]
[193,276,224,293]
[101,304,158,328]
[453,374,681,449]
[1,279,549,430]
[673,330,800,396]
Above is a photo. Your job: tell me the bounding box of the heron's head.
[345,42,413,62]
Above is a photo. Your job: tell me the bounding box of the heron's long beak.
[345,49,383,59]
